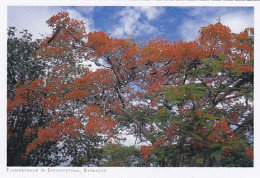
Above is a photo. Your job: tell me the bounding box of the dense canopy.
[7,12,253,167]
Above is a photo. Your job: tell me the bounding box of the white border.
[1,1,259,178]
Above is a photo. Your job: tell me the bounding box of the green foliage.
[219,53,225,60]
[163,84,207,105]
[211,150,222,159]
[100,144,143,167]
[219,150,253,167]
[7,27,44,98]
[66,135,103,166]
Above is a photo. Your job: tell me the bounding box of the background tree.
[7,27,45,166]
[7,27,44,98]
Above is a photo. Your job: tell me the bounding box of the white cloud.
[64,8,95,33]
[8,6,98,71]
[137,6,165,21]
[180,8,254,41]
[179,19,205,41]
[220,10,254,33]
[8,7,53,39]
[72,6,95,15]
[111,7,164,38]
[8,6,95,40]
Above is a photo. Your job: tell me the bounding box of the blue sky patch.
[8,6,254,42]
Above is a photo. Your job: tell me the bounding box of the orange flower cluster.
[47,12,70,26]
[233,28,254,62]
[43,94,61,112]
[64,88,89,101]
[25,117,82,155]
[28,79,44,96]
[25,140,38,155]
[37,117,82,143]
[139,39,205,73]
[215,120,232,134]
[206,120,238,148]
[199,22,232,55]
[140,145,153,162]
[148,82,164,96]
[195,125,209,137]
[140,39,174,63]
[12,86,28,106]
[87,31,139,61]
[87,31,112,57]
[74,69,114,93]
[246,146,253,160]
[153,136,167,149]
[84,105,118,138]
[7,99,15,112]
[24,127,36,137]
[237,65,253,72]
[165,125,178,137]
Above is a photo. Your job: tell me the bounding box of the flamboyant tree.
[7,12,253,167]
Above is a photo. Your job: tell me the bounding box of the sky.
[8,6,254,42]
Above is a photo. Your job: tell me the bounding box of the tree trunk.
[203,153,212,167]
[189,155,197,167]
